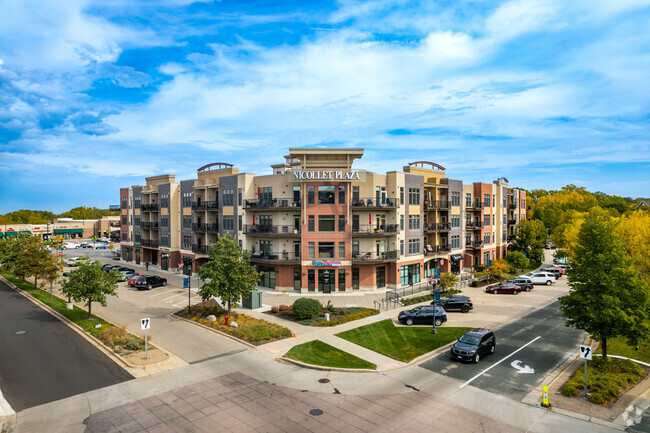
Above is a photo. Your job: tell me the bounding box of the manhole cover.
[318,378,330,383]
[309,409,323,416]
[15,331,26,335]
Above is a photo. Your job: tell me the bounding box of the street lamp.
[431,304,437,334]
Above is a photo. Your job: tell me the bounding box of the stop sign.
[57,251,62,256]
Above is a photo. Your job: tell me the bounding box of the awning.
[54,228,83,234]
[5,231,18,237]
[19,231,32,235]
[0,232,4,238]
[450,254,464,262]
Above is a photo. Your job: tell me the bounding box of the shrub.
[271,306,280,313]
[292,298,322,320]
[311,309,379,327]
[99,325,126,345]
[470,280,478,287]
[279,304,292,312]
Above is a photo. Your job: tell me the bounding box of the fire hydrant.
[225,315,229,325]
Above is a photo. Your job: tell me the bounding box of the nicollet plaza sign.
[289,169,366,182]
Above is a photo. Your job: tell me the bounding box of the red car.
[127,275,146,286]
[486,282,521,295]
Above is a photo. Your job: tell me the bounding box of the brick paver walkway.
[84,372,524,433]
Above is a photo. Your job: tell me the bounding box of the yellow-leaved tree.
[617,211,650,284]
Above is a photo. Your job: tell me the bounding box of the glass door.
[293,268,301,291]
[135,249,141,265]
[318,269,334,293]
[161,253,169,271]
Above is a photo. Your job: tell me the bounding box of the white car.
[519,272,556,286]
[64,242,80,249]
[66,257,80,266]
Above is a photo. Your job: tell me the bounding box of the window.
[484,232,490,244]
[400,264,420,286]
[259,266,276,289]
[134,216,141,226]
[121,215,127,225]
[121,198,127,209]
[183,235,191,249]
[408,215,420,230]
[260,240,273,253]
[352,268,359,290]
[465,193,472,208]
[451,214,460,228]
[338,242,345,259]
[493,194,495,207]
[338,215,345,232]
[352,214,359,231]
[160,234,170,247]
[400,240,404,256]
[238,188,242,206]
[122,232,127,241]
[259,215,272,227]
[319,215,335,232]
[408,238,420,255]
[376,267,385,288]
[161,215,169,228]
[352,241,359,256]
[522,199,526,208]
[308,186,314,204]
[318,242,335,259]
[409,188,420,205]
[338,185,345,204]
[223,189,234,206]
[160,194,169,208]
[182,193,192,208]
[260,187,272,205]
[352,186,359,204]
[181,216,191,229]
[223,216,234,231]
[308,270,315,291]
[400,187,404,204]
[484,215,490,227]
[239,215,242,231]
[308,242,315,259]
[451,191,460,206]
[451,235,460,249]
[318,186,335,204]
[338,269,346,291]
[484,251,490,264]
[493,214,495,226]
[503,233,506,242]
[293,186,301,204]
[400,214,404,230]
[134,232,141,243]
[308,216,315,232]
[484,194,490,207]
[134,196,141,209]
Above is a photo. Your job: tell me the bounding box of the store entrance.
[135,249,141,265]
[318,269,334,293]
[161,253,169,271]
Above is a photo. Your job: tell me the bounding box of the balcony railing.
[423,244,451,255]
[352,250,398,262]
[243,224,300,236]
[141,222,159,229]
[351,224,399,235]
[509,203,517,209]
[193,223,219,232]
[466,201,484,210]
[508,219,517,225]
[140,204,159,211]
[465,221,483,230]
[424,200,450,211]
[248,250,300,262]
[351,197,398,208]
[192,244,209,254]
[141,239,159,248]
[191,201,218,210]
[465,241,484,250]
[243,199,301,210]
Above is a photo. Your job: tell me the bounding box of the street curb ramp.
[0,388,16,433]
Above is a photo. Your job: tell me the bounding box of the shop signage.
[289,169,366,182]
[311,260,342,267]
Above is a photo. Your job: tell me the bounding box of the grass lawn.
[285,340,376,370]
[561,357,647,405]
[594,337,650,364]
[336,319,472,362]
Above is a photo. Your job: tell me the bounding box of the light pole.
[431,304,437,334]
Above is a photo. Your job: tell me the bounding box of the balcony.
[437,222,451,231]
[351,224,399,236]
[508,219,517,225]
[243,224,300,236]
[424,200,450,211]
[466,201,484,210]
[192,244,209,254]
[424,244,451,255]
[244,199,301,210]
[465,221,483,230]
[141,239,159,248]
[248,250,300,263]
[352,250,398,263]
[509,203,517,209]
[351,197,398,209]
[140,204,159,211]
[465,241,484,250]
[191,201,212,210]
[193,223,219,232]
[141,222,159,230]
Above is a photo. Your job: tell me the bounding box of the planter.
[66,302,73,310]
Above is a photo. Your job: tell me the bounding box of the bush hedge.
[292,298,322,320]
[310,308,379,327]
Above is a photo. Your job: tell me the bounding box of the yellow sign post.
[541,385,551,408]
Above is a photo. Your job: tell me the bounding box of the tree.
[15,236,51,290]
[559,212,650,360]
[510,219,547,263]
[60,257,119,318]
[506,251,529,272]
[475,259,509,283]
[198,234,261,320]
[0,233,31,274]
[40,254,65,299]
[439,273,458,293]
[617,211,650,284]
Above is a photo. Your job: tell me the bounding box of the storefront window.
[318,186,335,204]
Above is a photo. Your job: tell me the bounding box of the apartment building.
[119,148,526,293]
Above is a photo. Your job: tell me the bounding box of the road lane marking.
[148,289,177,298]
[510,360,534,373]
[459,336,541,389]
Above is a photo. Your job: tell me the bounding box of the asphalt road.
[419,299,585,399]
[0,280,132,411]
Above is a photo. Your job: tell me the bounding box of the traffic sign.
[141,317,151,330]
[579,345,592,360]
[57,251,62,256]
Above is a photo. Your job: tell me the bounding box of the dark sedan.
[135,275,167,290]
[485,282,521,295]
[432,295,473,313]
[397,305,447,326]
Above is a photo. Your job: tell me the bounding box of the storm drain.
[309,409,323,416]
[318,378,330,383]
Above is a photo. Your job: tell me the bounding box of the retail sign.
[312,260,342,267]
[289,169,366,182]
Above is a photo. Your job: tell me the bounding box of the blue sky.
[1,0,649,213]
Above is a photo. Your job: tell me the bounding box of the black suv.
[510,277,534,292]
[431,295,473,313]
[450,328,496,363]
[135,275,168,290]
[397,305,447,326]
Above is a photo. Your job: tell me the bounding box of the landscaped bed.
[561,357,648,405]
[336,319,472,362]
[285,340,376,370]
[1,271,155,358]
[174,299,292,345]
[595,337,650,364]
[265,301,379,326]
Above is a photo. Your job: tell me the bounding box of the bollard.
[325,313,330,322]
[541,385,551,408]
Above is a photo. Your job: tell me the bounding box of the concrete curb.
[0,276,175,376]
[0,388,16,433]
[279,357,377,373]
[170,313,257,349]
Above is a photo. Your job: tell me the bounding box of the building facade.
[119,148,526,293]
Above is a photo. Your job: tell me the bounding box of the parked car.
[510,277,534,292]
[94,243,109,249]
[543,266,564,277]
[553,256,569,265]
[103,265,121,273]
[117,266,135,273]
[485,282,521,294]
[80,244,94,249]
[135,275,168,290]
[398,305,447,326]
[519,272,556,286]
[127,275,146,287]
[432,295,473,313]
[66,257,80,266]
[62,269,79,277]
[64,242,80,249]
[450,328,496,363]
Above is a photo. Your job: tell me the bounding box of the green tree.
[506,251,529,272]
[510,219,547,263]
[0,233,31,274]
[198,234,261,320]
[60,257,119,318]
[559,212,650,360]
[41,254,65,299]
[439,273,458,293]
[15,236,51,290]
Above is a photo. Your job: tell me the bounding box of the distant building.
[0,216,120,240]
[633,200,650,210]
